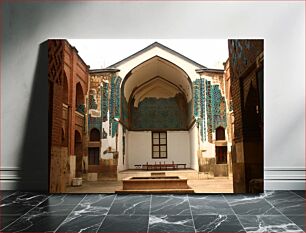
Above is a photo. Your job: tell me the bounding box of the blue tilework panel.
[131,94,188,130]
[109,76,122,137]
[101,83,109,122]
[89,95,98,110]
[193,78,227,143]
[121,96,129,127]
[88,116,102,135]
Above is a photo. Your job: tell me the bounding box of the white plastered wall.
[189,125,199,171]
[127,131,191,169]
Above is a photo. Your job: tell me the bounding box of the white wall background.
[165,131,190,167]
[127,131,152,169]
[127,131,190,169]
[1,1,304,190]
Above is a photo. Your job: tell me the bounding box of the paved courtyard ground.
[66,177,233,193]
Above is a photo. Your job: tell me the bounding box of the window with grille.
[152,132,167,159]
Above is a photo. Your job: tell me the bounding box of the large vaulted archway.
[120,55,195,169]
[121,56,194,130]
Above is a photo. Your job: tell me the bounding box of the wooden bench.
[138,162,187,170]
[176,164,187,169]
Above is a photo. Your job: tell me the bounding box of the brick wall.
[228,39,264,193]
[48,39,89,192]
[228,40,263,143]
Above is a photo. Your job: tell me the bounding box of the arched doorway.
[88,128,100,166]
[76,82,85,114]
[120,56,194,168]
[90,128,100,141]
[74,130,83,177]
[243,81,263,192]
[215,126,227,164]
[216,126,225,140]
[62,73,68,105]
[122,56,193,130]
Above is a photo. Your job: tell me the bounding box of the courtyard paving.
[66,177,233,193]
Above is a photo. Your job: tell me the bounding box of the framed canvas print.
[48,39,263,194]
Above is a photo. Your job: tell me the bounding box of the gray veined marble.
[107,194,150,215]
[188,195,235,215]
[0,215,22,231]
[264,191,305,215]
[0,191,16,201]
[98,215,149,232]
[72,194,116,215]
[43,194,85,206]
[291,190,305,199]
[238,215,304,233]
[149,215,195,232]
[0,194,82,232]
[193,215,245,232]
[23,194,85,216]
[0,191,304,232]
[150,195,191,216]
[55,213,105,232]
[2,213,68,232]
[286,215,305,230]
[79,194,116,205]
[0,192,49,216]
[25,203,78,216]
[224,194,281,215]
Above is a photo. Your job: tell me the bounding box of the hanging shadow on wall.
[17,41,48,191]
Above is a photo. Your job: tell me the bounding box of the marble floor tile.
[43,194,85,205]
[148,215,195,233]
[98,215,149,232]
[285,215,305,230]
[73,194,116,215]
[79,194,116,206]
[0,215,22,231]
[108,194,150,215]
[4,192,49,203]
[264,191,305,215]
[21,194,85,217]
[56,213,105,232]
[291,190,305,199]
[1,196,81,232]
[238,215,303,233]
[29,202,79,216]
[0,191,16,201]
[151,195,191,216]
[2,213,68,232]
[193,215,245,232]
[0,192,49,215]
[224,194,281,215]
[188,195,234,215]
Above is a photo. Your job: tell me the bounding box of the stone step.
[115,188,194,194]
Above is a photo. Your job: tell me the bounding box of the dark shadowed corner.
[17,41,48,192]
